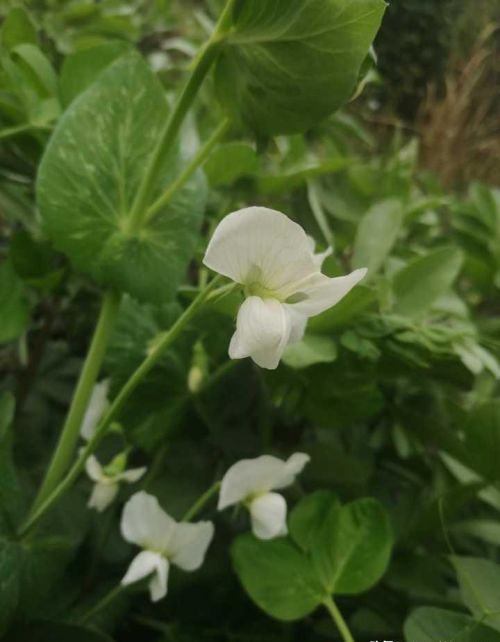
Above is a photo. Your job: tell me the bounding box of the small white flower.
[81,380,110,441]
[203,207,367,369]
[218,453,310,540]
[85,454,146,512]
[120,491,214,602]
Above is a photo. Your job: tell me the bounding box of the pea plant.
[2,1,500,641]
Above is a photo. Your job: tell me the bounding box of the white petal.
[273,453,311,490]
[121,491,176,551]
[149,556,169,602]
[229,297,291,370]
[307,236,333,270]
[249,492,288,540]
[121,551,166,596]
[286,307,308,344]
[80,380,110,441]
[203,207,318,293]
[85,455,104,482]
[169,521,214,571]
[290,268,367,317]
[88,481,118,512]
[219,455,297,510]
[118,466,147,484]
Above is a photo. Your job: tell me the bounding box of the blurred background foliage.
[0,0,500,641]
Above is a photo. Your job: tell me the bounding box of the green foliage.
[232,492,392,621]
[37,52,206,303]
[215,0,387,134]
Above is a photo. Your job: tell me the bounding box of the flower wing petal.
[118,466,147,484]
[121,491,176,550]
[203,207,317,292]
[290,268,367,317]
[85,454,103,482]
[249,492,288,540]
[169,521,214,571]
[149,557,169,602]
[229,296,291,370]
[121,550,164,587]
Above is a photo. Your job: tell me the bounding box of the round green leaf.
[215,0,387,135]
[231,533,325,621]
[37,51,206,303]
[404,607,500,642]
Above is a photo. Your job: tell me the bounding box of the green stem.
[182,481,221,522]
[126,0,235,234]
[145,118,231,223]
[31,290,121,513]
[79,583,124,624]
[19,277,221,538]
[323,597,356,642]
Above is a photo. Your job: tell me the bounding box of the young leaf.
[352,198,402,275]
[231,534,325,621]
[404,607,500,642]
[0,7,38,51]
[37,51,206,303]
[204,141,258,186]
[392,247,463,317]
[283,335,337,369]
[215,0,387,135]
[452,556,500,631]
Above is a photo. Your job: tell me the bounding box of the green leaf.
[463,401,500,481]
[1,7,38,51]
[0,539,22,636]
[404,607,500,642]
[231,533,325,621]
[0,260,30,344]
[352,199,402,275]
[7,621,114,642]
[283,334,337,369]
[392,247,464,317]
[37,52,206,303]
[292,493,392,594]
[215,0,387,135]
[204,141,258,186]
[59,41,131,107]
[452,556,500,631]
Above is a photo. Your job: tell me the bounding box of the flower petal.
[290,268,367,317]
[80,380,110,441]
[118,466,147,484]
[121,491,175,551]
[85,454,104,482]
[88,481,118,512]
[121,551,167,596]
[219,455,297,510]
[273,453,311,490]
[149,556,169,602]
[229,296,291,370]
[203,207,317,293]
[249,492,288,540]
[168,521,214,571]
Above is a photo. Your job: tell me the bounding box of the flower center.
[245,282,283,300]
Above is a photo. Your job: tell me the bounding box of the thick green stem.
[323,597,356,642]
[19,277,221,538]
[31,290,121,513]
[182,481,221,522]
[126,0,235,234]
[145,118,231,223]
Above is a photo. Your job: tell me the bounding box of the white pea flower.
[85,452,146,512]
[218,453,310,540]
[120,491,214,602]
[203,207,367,369]
[80,379,110,441]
